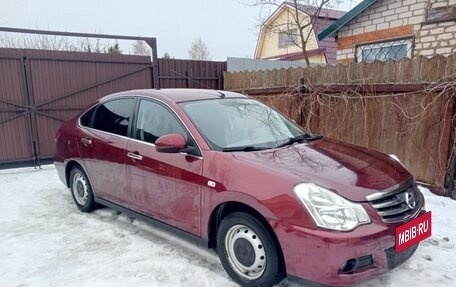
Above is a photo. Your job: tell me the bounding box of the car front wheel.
[70,166,95,212]
[217,212,283,287]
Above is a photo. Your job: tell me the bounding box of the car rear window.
[92,98,135,137]
[80,106,96,127]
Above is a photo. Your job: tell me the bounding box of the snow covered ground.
[0,165,455,287]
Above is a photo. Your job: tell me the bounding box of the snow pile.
[0,165,455,287]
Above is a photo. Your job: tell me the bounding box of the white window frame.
[356,38,413,63]
[278,29,299,48]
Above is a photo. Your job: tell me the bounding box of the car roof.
[102,89,248,103]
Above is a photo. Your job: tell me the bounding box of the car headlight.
[293,183,370,231]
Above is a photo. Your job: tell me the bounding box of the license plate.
[395,211,431,253]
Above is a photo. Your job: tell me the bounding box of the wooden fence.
[159,58,226,89]
[225,54,456,197]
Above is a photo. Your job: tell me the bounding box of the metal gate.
[0,46,227,166]
[0,48,153,166]
[0,49,32,164]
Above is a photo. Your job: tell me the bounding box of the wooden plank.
[425,5,456,24]
[439,93,454,180]
[230,83,444,95]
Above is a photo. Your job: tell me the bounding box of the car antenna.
[217,90,225,98]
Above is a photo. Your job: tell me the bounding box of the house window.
[278,29,298,48]
[356,38,413,62]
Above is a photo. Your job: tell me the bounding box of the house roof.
[254,2,346,64]
[318,0,378,41]
[293,3,345,64]
[293,3,346,20]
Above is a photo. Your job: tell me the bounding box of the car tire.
[217,212,283,287]
[69,166,95,212]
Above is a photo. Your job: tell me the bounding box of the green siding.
[318,0,378,41]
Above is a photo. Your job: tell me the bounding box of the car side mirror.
[155,133,192,154]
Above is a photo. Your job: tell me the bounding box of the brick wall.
[414,0,456,56]
[336,0,456,63]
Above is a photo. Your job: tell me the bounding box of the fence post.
[186,69,193,88]
[145,38,159,89]
[218,73,223,90]
[445,95,456,199]
[22,56,41,168]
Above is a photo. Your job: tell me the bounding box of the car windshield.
[180,98,308,151]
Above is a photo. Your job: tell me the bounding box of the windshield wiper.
[276,134,322,148]
[222,146,270,152]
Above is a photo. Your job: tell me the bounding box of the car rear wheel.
[70,167,95,212]
[217,212,283,287]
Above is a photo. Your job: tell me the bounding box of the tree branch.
[251,0,342,65]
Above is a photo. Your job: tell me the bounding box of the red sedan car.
[54,89,425,287]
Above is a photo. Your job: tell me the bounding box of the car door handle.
[80,137,92,145]
[127,151,143,161]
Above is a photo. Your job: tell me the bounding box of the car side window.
[92,98,135,137]
[135,100,187,144]
[80,106,96,127]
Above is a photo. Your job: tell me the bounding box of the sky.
[0,0,360,60]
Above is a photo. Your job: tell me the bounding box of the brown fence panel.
[0,48,153,165]
[0,49,33,163]
[159,58,226,89]
[26,51,152,161]
[25,49,153,160]
[224,54,456,195]
[0,48,228,166]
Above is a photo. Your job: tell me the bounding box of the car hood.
[231,138,412,202]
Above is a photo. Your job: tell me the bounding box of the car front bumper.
[273,209,426,286]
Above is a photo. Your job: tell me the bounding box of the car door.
[125,99,203,235]
[77,97,136,205]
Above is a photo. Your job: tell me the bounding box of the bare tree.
[162,52,174,59]
[188,37,211,60]
[131,40,150,56]
[0,32,110,52]
[77,37,108,53]
[107,42,122,54]
[248,0,342,65]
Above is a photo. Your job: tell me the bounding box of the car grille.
[367,181,424,223]
[385,244,419,269]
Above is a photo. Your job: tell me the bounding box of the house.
[254,2,346,65]
[319,0,456,64]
